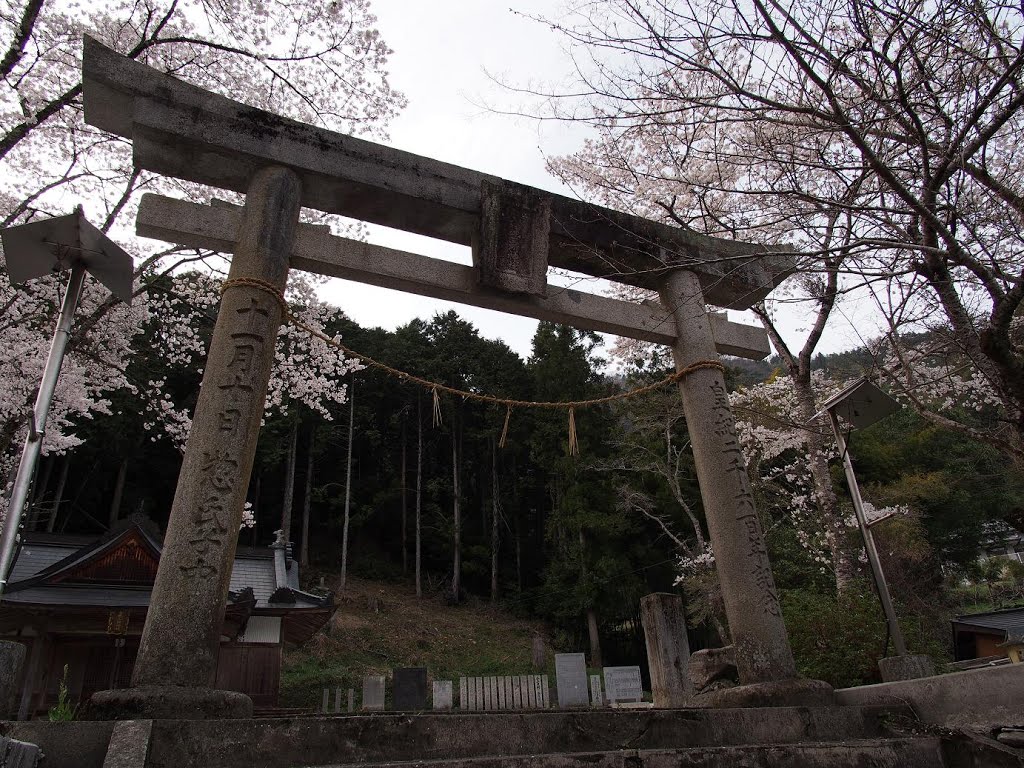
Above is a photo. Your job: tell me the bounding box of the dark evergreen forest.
[22,300,1024,683]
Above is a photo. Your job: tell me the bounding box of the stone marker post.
[90,167,302,720]
[640,593,690,707]
[659,270,797,688]
[0,642,25,718]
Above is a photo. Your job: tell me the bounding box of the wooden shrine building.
[0,520,332,718]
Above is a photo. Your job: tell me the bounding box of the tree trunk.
[415,396,423,598]
[587,607,603,669]
[300,426,315,567]
[340,380,355,590]
[793,376,856,591]
[578,526,603,667]
[30,455,54,530]
[46,455,70,533]
[401,416,408,575]
[451,418,462,602]
[515,513,523,594]
[108,457,128,529]
[490,437,500,602]
[281,419,299,541]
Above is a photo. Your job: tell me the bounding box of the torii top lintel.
[81,36,794,310]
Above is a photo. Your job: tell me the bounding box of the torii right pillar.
[660,269,834,707]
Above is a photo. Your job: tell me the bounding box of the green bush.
[782,585,948,689]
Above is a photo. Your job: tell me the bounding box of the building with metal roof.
[952,606,1024,662]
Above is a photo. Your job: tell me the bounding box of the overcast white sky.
[316,1,875,362]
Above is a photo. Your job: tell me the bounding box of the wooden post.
[640,593,691,707]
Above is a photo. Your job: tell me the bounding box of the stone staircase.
[7,704,1019,767]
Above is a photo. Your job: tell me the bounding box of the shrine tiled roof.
[2,522,328,611]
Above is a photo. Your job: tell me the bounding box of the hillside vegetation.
[281,576,554,708]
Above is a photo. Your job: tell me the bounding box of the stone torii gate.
[81,36,829,718]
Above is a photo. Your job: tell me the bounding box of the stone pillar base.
[0,640,27,718]
[878,654,935,682]
[85,686,252,720]
[688,678,835,709]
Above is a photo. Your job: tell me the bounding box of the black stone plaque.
[393,667,428,711]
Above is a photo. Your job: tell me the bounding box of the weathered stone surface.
[83,36,793,308]
[0,702,918,768]
[996,728,1024,748]
[362,675,385,711]
[0,734,42,768]
[85,686,252,721]
[689,646,738,693]
[0,722,112,768]
[100,720,152,768]
[877,654,935,682]
[690,678,835,709]
[96,167,301,720]
[589,675,603,707]
[555,654,588,708]
[836,661,1024,731]
[603,667,643,704]
[660,270,797,686]
[432,681,453,711]
[138,194,774,360]
[393,667,428,711]
[640,593,690,707]
[0,641,26,719]
[476,179,550,296]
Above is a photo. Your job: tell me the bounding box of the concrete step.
[2,704,927,768]
[314,738,946,768]
[135,705,917,768]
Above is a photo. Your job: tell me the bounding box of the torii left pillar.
[89,166,301,719]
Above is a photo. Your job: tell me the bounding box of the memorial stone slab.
[604,666,644,704]
[525,676,536,708]
[590,674,604,707]
[347,689,354,713]
[393,667,428,711]
[554,653,588,707]
[475,677,483,709]
[362,675,385,711]
[542,674,550,707]
[496,677,506,709]
[512,676,522,709]
[334,687,342,713]
[433,680,453,711]
[459,678,468,710]
[321,688,329,713]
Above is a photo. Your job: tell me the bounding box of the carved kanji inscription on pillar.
[709,380,781,616]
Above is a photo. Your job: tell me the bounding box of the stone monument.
[554,653,589,708]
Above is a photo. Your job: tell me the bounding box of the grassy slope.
[281,577,553,708]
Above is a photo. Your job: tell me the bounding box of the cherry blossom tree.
[0,0,403,515]
[519,0,1024,591]
[533,0,1024,459]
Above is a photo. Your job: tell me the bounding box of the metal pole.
[828,409,907,656]
[0,262,87,596]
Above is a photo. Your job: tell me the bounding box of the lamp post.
[0,207,133,597]
[818,378,934,681]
